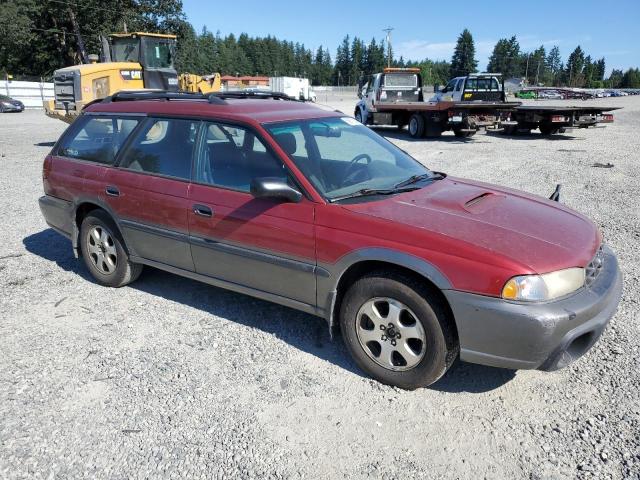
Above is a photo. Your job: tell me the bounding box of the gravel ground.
[1,96,639,479]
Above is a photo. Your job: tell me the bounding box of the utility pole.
[383,27,394,68]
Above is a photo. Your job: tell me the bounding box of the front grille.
[585,246,605,287]
[53,73,77,110]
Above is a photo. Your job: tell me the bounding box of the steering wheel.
[343,153,373,186]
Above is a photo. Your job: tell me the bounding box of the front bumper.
[444,245,623,371]
[2,103,24,112]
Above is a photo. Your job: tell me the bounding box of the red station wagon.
[39,91,623,389]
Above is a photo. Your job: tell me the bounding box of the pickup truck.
[355,69,619,138]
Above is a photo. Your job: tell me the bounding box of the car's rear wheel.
[80,211,142,287]
[339,271,458,389]
[355,108,365,125]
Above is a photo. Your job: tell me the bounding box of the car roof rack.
[98,90,299,106]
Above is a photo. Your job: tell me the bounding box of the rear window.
[383,74,418,88]
[465,78,500,91]
[57,116,140,164]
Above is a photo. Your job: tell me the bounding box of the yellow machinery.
[44,32,221,123]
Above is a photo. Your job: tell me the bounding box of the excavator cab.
[107,33,179,91]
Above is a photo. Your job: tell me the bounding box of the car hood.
[341,176,600,273]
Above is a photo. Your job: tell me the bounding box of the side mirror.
[250,177,302,203]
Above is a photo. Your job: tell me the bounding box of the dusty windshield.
[267,117,432,200]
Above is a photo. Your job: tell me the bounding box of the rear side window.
[57,116,140,164]
[118,118,198,180]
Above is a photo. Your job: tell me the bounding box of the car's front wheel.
[80,211,143,287]
[340,271,458,389]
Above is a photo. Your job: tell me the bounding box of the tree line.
[1,1,639,88]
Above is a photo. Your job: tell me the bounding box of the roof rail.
[210,91,299,101]
[99,90,300,106]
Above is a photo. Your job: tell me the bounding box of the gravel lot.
[1,96,639,479]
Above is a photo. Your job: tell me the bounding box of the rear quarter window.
[57,116,140,165]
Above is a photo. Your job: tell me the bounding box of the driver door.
[188,121,317,306]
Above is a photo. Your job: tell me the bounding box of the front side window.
[267,117,431,201]
[443,79,457,92]
[111,38,140,63]
[118,118,197,180]
[57,116,140,164]
[455,79,463,91]
[194,122,287,192]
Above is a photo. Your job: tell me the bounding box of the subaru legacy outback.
[39,91,622,389]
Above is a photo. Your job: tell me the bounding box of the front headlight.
[502,268,585,301]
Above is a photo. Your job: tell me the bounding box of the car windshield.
[266,116,433,201]
[0,95,11,101]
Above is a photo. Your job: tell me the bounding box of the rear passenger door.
[188,121,317,306]
[104,117,197,271]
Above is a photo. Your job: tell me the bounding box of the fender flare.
[317,247,452,328]
[70,197,130,258]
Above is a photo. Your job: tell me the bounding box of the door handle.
[105,185,120,197]
[192,204,213,217]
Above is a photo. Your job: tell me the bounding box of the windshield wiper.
[394,171,446,189]
[329,186,419,203]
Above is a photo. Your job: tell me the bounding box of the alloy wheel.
[86,225,117,275]
[356,297,426,371]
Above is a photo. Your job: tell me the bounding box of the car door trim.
[128,254,324,318]
[190,234,328,276]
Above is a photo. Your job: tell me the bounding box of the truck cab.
[430,74,505,103]
[356,68,422,124]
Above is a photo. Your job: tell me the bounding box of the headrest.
[275,132,297,155]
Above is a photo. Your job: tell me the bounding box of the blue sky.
[182,0,639,74]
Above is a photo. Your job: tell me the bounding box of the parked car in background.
[0,94,24,112]
[537,90,564,100]
[39,91,622,389]
[515,90,537,99]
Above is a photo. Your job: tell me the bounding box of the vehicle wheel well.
[74,202,104,229]
[332,260,458,340]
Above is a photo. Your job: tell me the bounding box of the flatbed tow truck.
[355,68,619,138]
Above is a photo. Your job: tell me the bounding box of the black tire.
[408,113,424,138]
[453,128,476,138]
[502,125,517,135]
[339,271,458,390]
[539,124,558,135]
[79,210,143,287]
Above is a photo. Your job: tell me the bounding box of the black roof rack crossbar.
[99,90,300,105]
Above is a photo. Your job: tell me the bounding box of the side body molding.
[317,248,452,328]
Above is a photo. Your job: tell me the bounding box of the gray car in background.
[0,94,24,113]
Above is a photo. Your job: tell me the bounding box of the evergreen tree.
[334,35,351,85]
[487,36,521,79]
[450,29,477,77]
[565,46,585,86]
[545,46,562,86]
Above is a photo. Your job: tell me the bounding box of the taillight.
[551,115,568,123]
[43,155,52,179]
[601,114,614,122]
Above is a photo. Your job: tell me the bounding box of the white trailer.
[269,76,316,102]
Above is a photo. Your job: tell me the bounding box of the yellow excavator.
[44,32,221,123]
